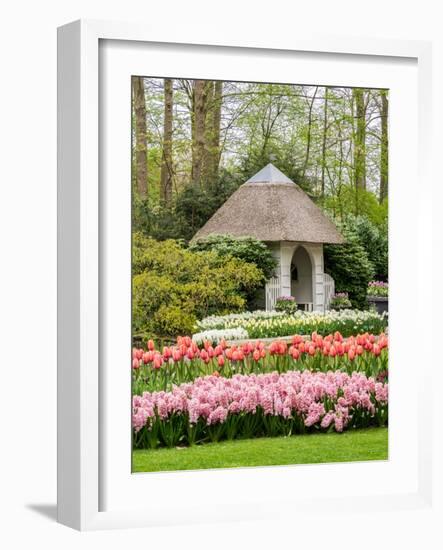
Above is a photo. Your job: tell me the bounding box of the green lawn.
[132,427,388,473]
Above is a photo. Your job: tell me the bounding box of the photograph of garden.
[131,76,389,473]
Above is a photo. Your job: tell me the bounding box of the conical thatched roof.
[192,164,344,244]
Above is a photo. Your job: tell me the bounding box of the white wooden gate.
[265,277,280,311]
[324,273,335,311]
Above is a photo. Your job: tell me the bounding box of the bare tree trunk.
[379,90,389,203]
[321,87,329,197]
[132,76,148,199]
[206,80,222,186]
[353,87,367,192]
[160,78,174,205]
[191,80,210,187]
[301,86,318,181]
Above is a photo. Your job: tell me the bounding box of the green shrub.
[348,215,388,281]
[189,234,277,281]
[132,233,263,339]
[324,224,375,310]
[153,305,196,338]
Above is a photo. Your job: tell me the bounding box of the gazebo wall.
[267,242,325,312]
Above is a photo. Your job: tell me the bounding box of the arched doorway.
[291,246,313,310]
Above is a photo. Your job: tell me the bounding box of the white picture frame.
[58,19,437,533]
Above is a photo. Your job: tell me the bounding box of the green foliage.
[324,223,375,309]
[133,172,241,242]
[322,185,388,227]
[132,233,263,339]
[189,234,277,281]
[347,215,388,281]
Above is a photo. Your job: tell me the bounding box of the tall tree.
[301,86,318,181]
[191,80,211,187]
[205,80,223,186]
[320,87,329,197]
[379,90,389,203]
[353,87,367,192]
[160,78,174,205]
[132,77,148,199]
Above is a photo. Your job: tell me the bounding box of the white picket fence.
[265,277,280,311]
[324,273,335,311]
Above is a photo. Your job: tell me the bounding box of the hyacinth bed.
[132,332,388,393]
[133,370,388,450]
[193,309,387,341]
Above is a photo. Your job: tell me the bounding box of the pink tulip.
[147,339,155,351]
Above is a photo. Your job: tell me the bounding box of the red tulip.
[269,342,278,355]
[348,348,355,361]
[308,345,316,356]
[132,358,140,369]
[373,344,381,356]
[217,355,225,367]
[279,342,287,355]
[253,349,261,362]
[153,355,163,369]
[147,339,155,351]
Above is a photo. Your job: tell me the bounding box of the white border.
[58,19,434,531]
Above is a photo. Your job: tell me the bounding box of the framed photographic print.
[58,19,436,533]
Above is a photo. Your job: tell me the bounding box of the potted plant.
[367,281,388,314]
[275,296,298,314]
[329,292,352,311]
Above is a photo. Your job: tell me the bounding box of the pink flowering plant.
[132,370,388,449]
[329,292,352,310]
[132,332,388,394]
[367,281,388,298]
[275,296,298,314]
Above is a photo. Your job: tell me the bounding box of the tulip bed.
[132,332,388,394]
[194,309,388,340]
[132,370,388,450]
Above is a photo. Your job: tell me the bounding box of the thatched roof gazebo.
[193,164,344,312]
